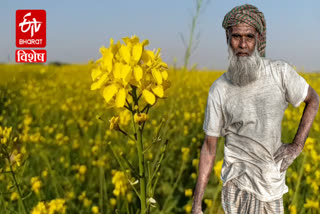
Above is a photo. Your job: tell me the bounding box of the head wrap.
[222,4,266,57]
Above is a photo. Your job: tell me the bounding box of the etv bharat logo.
[19,12,42,38]
[16,10,46,48]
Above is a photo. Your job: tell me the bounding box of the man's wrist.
[291,142,304,156]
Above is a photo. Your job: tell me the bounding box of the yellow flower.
[191,173,197,180]
[181,147,190,162]
[185,189,193,197]
[184,204,192,213]
[31,176,42,195]
[90,35,170,109]
[78,191,86,201]
[311,181,319,194]
[10,150,23,167]
[151,84,164,98]
[214,160,223,179]
[304,137,315,151]
[65,191,75,201]
[315,170,320,180]
[41,170,48,178]
[292,171,298,181]
[10,192,19,201]
[142,89,156,105]
[304,163,311,173]
[192,159,199,167]
[31,201,47,214]
[79,165,87,175]
[112,170,128,196]
[134,113,148,124]
[48,198,66,214]
[127,192,133,203]
[92,206,99,214]
[288,204,297,214]
[110,198,117,207]
[83,198,92,207]
[304,198,319,209]
[0,126,12,144]
[204,199,213,208]
[119,109,131,126]
[109,116,120,131]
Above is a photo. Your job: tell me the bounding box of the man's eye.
[247,34,254,38]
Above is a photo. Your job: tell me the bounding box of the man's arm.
[274,85,319,172]
[192,135,218,214]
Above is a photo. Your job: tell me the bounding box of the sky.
[1,0,320,71]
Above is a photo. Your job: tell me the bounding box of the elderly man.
[192,4,319,214]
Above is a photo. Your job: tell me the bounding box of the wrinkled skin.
[274,143,302,172]
[274,85,319,173]
[227,23,260,57]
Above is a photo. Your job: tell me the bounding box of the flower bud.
[109,116,120,131]
[134,113,148,124]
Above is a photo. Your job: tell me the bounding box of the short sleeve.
[283,63,309,108]
[203,93,224,137]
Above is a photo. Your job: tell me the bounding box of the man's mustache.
[235,51,250,56]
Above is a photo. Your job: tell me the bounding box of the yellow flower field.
[0,63,319,214]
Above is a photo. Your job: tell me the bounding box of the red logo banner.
[16,10,46,48]
[15,49,47,63]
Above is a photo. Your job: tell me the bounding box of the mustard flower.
[111,170,128,197]
[181,147,190,162]
[204,199,213,208]
[134,113,148,124]
[304,198,319,209]
[31,176,42,195]
[185,189,193,197]
[10,192,19,201]
[288,204,297,214]
[90,35,170,108]
[31,201,47,214]
[184,204,192,213]
[109,116,120,131]
[92,206,99,214]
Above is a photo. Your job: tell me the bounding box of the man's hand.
[274,143,302,173]
[274,86,319,173]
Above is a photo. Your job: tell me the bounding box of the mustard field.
[0,64,319,214]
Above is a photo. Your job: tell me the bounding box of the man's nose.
[239,37,247,49]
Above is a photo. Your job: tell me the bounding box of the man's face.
[227,23,259,57]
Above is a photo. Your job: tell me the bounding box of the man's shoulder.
[208,73,229,96]
[262,58,294,72]
[262,58,288,70]
[262,58,295,81]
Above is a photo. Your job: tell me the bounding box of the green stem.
[126,199,130,214]
[161,162,186,211]
[99,166,104,214]
[137,126,147,214]
[40,152,61,198]
[183,0,203,70]
[292,152,307,206]
[151,172,160,197]
[8,157,28,214]
[108,142,141,199]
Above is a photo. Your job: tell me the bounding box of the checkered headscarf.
[222,4,266,57]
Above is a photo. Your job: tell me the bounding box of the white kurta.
[203,58,309,202]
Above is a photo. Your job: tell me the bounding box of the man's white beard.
[226,45,263,87]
